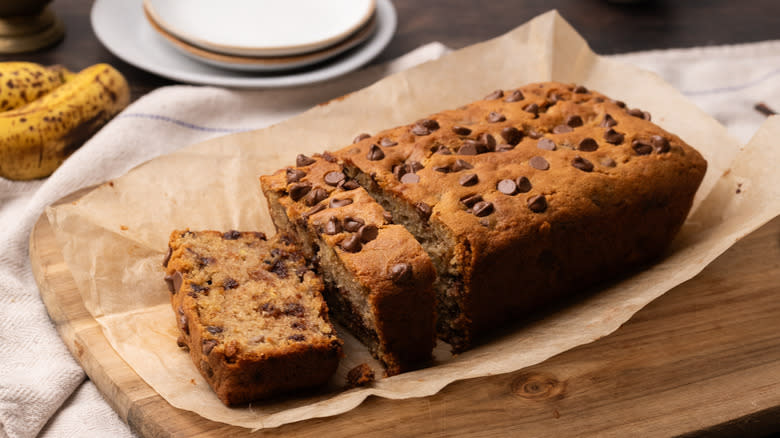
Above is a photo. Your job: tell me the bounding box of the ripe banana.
[0,62,73,111]
[0,63,130,180]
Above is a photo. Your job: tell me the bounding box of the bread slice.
[261,153,436,375]
[164,230,342,405]
[337,82,707,351]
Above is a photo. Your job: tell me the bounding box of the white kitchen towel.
[1,38,779,437]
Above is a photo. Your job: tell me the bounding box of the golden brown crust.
[165,230,342,405]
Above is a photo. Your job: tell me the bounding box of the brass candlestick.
[0,1,64,54]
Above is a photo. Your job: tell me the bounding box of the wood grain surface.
[31,189,780,437]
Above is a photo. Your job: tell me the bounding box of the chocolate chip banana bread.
[336,81,707,351]
[164,230,342,405]
[260,154,436,375]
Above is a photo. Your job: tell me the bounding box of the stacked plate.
[91,0,397,87]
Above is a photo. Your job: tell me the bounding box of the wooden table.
[16,1,780,436]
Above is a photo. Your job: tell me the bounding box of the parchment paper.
[45,11,780,430]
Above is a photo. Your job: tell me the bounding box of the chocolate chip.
[411,119,440,136]
[329,198,353,208]
[270,259,288,278]
[353,133,371,143]
[296,154,316,167]
[460,193,482,208]
[548,93,564,103]
[632,140,653,155]
[504,90,524,102]
[301,203,326,220]
[537,138,556,151]
[288,334,306,342]
[341,180,360,191]
[390,263,413,284]
[600,114,617,128]
[366,144,385,160]
[383,211,393,223]
[163,247,172,268]
[358,224,379,243]
[451,159,474,172]
[495,143,514,152]
[202,339,218,355]
[529,156,550,170]
[303,187,328,206]
[416,202,432,220]
[165,271,183,294]
[613,100,626,108]
[284,303,305,317]
[566,115,584,127]
[604,128,625,145]
[178,308,189,335]
[459,173,479,186]
[176,336,188,350]
[627,108,651,120]
[291,321,307,330]
[601,157,617,167]
[400,173,420,184]
[516,176,532,193]
[324,217,342,235]
[223,278,239,289]
[288,182,312,201]
[324,171,346,186]
[320,152,337,163]
[552,124,573,134]
[578,137,599,151]
[478,133,497,150]
[407,161,423,172]
[380,137,398,147]
[528,129,543,139]
[286,168,306,184]
[433,165,450,173]
[340,234,362,252]
[472,201,494,217]
[651,135,670,153]
[452,125,472,136]
[222,230,241,240]
[527,195,547,213]
[500,126,523,145]
[343,216,365,232]
[572,156,594,172]
[487,112,506,123]
[431,144,451,155]
[206,326,223,334]
[524,103,539,116]
[458,143,478,155]
[497,179,517,195]
[484,90,504,100]
[573,85,588,94]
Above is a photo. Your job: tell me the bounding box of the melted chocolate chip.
[288,334,306,342]
[651,135,670,153]
[303,187,328,206]
[452,125,472,136]
[451,159,474,172]
[572,156,594,172]
[600,114,617,128]
[529,156,550,170]
[578,137,599,151]
[301,203,326,220]
[487,112,506,123]
[358,224,379,243]
[270,259,288,278]
[366,144,385,161]
[163,247,172,268]
[516,176,532,193]
[223,278,239,289]
[284,302,305,317]
[524,103,539,116]
[460,193,483,208]
[353,133,371,143]
[459,173,479,186]
[484,90,504,100]
[416,202,432,220]
[497,179,518,195]
[411,119,440,136]
[552,124,573,134]
[340,234,362,252]
[632,140,653,155]
[573,85,588,94]
[604,128,625,145]
[527,194,548,213]
[296,154,316,167]
[343,216,365,232]
[537,138,556,151]
[340,180,360,191]
[329,198,353,208]
[500,126,523,145]
[390,263,413,284]
[324,171,346,186]
[566,114,584,127]
[324,217,342,235]
[504,90,524,102]
[206,326,223,334]
[289,182,312,201]
[380,137,398,147]
[601,157,617,168]
[165,271,183,294]
[222,230,241,240]
[472,201,494,217]
[528,129,543,139]
[400,173,420,184]
[202,339,218,355]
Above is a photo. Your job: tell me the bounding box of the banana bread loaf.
[260,154,437,375]
[335,81,707,351]
[164,230,342,405]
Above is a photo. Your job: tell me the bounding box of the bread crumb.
[347,363,375,388]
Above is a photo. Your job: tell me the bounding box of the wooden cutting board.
[31,190,780,437]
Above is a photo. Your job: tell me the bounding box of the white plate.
[143,3,377,73]
[143,0,376,57]
[90,0,396,89]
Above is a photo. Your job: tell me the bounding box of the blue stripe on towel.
[117,113,251,134]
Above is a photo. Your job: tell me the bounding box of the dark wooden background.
[2,0,778,101]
